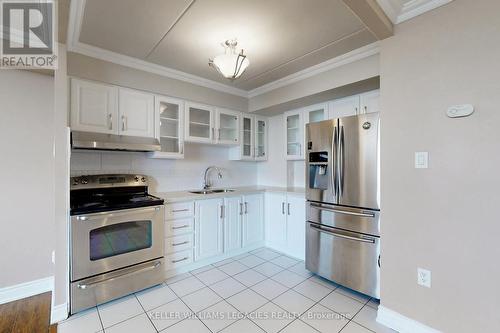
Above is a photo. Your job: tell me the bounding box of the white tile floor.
[58,247,395,333]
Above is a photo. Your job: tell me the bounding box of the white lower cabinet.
[224,196,243,253]
[195,198,224,261]
[164,202,195,270]
[242,194,265,247]
[265,192,306,260]
[193,194,264,262]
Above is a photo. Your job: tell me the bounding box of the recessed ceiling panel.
[146,0,371,89]
[79,0,193,59]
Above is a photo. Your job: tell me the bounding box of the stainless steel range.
[305,113,380,299]
[70,174,165,314]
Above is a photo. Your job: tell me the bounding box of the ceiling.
[77,0,377,91]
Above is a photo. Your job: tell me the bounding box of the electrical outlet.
[417,268,431,288]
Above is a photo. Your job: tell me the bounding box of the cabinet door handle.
[211,127,215,139]
[364,106,368,113]
[239,203,243,215]
[108,113,113,130]
[172,208,189,213]
[355,107,359,114]
[121,115,127,131]
[287,203,290,215]
[218,128,221,140]
[281,202,285,215]
[172,241,189,247]
[220,205,224,219]
[172,224,189,230]
[244,202,248,214]
[171,257,189,263]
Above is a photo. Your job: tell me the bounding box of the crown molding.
[377,0,453,24]
[66,0,248,98]
[247,42,380,98]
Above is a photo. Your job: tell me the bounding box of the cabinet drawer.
[165,202,194,220]
[164,249,193,270]
[165,218,194,237]
[165,234,193,255]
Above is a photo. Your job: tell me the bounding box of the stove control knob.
[134,176,140,182]
[72,178,79,186]
[81,177,88,184]
[141,177,146,182]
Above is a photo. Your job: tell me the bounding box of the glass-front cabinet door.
[241,115,254,159]
[254,116,268,161]
[216,108,240,145]
[150,96,184,159]
[303,103,328,124]
[285,110,303,160]
[185,102,214,143]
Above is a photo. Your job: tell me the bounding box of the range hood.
[71,131,161,152]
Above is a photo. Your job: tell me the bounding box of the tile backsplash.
[71,143,258,193]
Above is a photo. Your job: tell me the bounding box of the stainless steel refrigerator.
[305,112,380,299]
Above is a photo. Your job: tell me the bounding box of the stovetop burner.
[70,174,164,215]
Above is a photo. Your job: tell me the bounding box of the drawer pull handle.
[172,241,189,247]
[172,225,190,230]
[171,257,189,263]
[172,208,190,212]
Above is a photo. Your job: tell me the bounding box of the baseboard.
[377,305,442,333]
[0,276,54,305]
[51,302,69,324]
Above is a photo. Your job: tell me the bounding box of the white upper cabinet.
[329,95,360,119]
[254,116,268,161]
[150,95,184,159]
[70,78,155,138]
[240,114,255,160]
[285,110,304,160]
[118,88,155,138]
[70,78,118,134]
[229,114,267,161]
[359,90,380,114]
[303,103,328,124]
[185,102,215,143]
[216,108,240,145]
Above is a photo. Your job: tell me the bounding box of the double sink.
[189,189,235,195]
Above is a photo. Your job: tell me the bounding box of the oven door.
[71,205,164,281]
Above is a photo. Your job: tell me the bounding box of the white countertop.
[154,186,305,203]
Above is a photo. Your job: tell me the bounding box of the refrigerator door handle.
[339,126,345,198]
[310,202,375,218]
[309,223,376,244]
[332,125,338,198]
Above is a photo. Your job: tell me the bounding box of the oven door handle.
[309,203,375,218]
[309,224,376,244]
[77,260,162,289]
[76,206,161,221]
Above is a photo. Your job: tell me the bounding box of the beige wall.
[0,70,55,287]
[380,0,500,332]
[67,52,248,112]
[249,54,380,112]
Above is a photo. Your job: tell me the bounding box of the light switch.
[415,152,428,169]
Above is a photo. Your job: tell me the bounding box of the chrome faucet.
[203,166,223,189]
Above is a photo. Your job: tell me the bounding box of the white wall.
[380,0,500,331]
[71,144,258,192]
[0,70,55,288]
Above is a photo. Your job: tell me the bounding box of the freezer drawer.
[307,201,380,237]
[305,222,380,299]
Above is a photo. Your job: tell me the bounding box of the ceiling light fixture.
[209,39,250,80]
